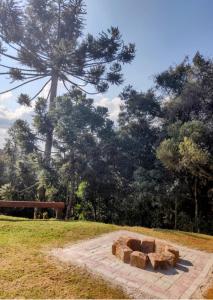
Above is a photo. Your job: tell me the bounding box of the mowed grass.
[0,215,212,299]
[0,216,126,299]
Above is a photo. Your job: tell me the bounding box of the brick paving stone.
[155,278,173,290]
[51,230,213,299]
[127,280,141,289]
[141,272,159,283]
[147,284,166,298]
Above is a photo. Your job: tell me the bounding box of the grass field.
[0,215,212,299]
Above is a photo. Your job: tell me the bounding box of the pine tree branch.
[29,78,51,102]
[0,33,22,53]
[57,0,62,42]
[0,63,47,73]
[16,182,39,194]
[63,77,99,95]
[0,50,21,62]
[84,56,120,67]
[0,72,10,75]
[36,148,45,153]
[37,148,58,154]
[64,70,107,85]
[19,38,50,60]
[0,32,22,51]
[0,76,45,95]
[20,44,50,61]
[62,79,72,94]
[21,72,50,78]
[25,73,50,77]
[0,71,50,78]
[46,84,51,101]
[0,38,21,53]
[0,69,49,82]
[35,136,46,142]
[18,45,49,64]
[0,33,49,64]
[63,71,88,86]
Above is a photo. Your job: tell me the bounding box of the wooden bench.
[0,201,65,219]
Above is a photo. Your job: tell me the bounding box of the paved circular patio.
[51,230,213,299]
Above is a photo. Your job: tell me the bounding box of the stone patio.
[51,230,213,299]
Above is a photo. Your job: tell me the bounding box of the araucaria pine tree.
[0,0,135,163]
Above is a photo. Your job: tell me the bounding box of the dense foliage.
[0,52,212,234]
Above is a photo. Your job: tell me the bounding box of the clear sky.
[86,0,213,92]
[0,0,213,146]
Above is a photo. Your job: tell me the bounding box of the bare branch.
[64,70,107,85]
[35,136,46,142]
[18,38,50,60]
[0,76,46,95]
[37,148,58,154]
[0,72,48,78]
[0,33,49,63]
[30,78,51,102]
[63,71,88,86]
[0,33,22,54]
[16,182,39,194]
[63,77,99,95]
[84,56,120,68]
[20,73,50,80]
[62,79,71,94]
[23,72,50,77]
[0,50,21,62]
[46,85,51,101]
[0,63,48,73]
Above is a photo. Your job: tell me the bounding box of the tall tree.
[50,89,117,218]
[156,53,213,232]
[0,0,135,162]
[118,86,161,178]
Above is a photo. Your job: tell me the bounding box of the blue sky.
[0,0,213,145]
[87,0,213,92]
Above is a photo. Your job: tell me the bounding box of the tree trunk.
[93,202,97,221]
[34,186,46,219]
[194,177,199,232]
[65,152,75,220]
[174,198,177,230]
[66,186,75,220]
[44,74,58,163]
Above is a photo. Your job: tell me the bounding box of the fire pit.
[112,236,179,270]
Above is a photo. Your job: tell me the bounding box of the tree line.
[0,0,212,233]
[0,52,212,233]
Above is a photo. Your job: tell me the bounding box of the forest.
[0,0,212,234]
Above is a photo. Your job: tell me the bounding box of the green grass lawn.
[0,215,212,299]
